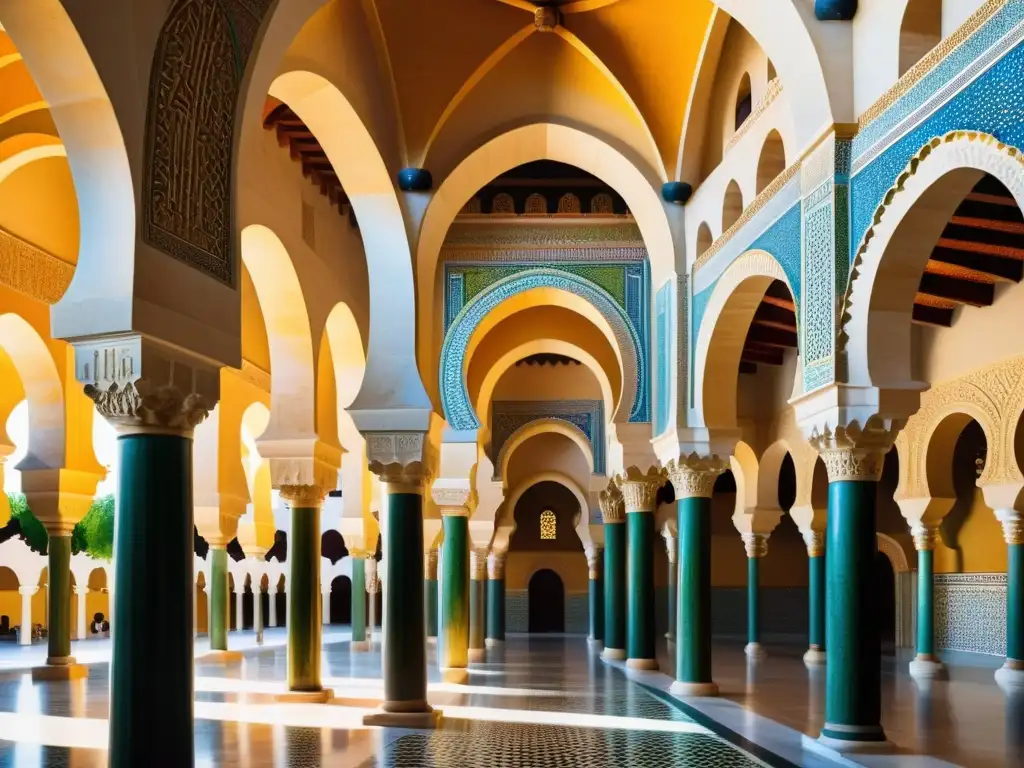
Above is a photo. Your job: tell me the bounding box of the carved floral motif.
[598,481,625,524]
[615,466,666,512]
[86,380,211,435]
[665,454,728,499]
[742,532,770,559]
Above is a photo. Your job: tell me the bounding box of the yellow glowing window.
[540,509,557,540]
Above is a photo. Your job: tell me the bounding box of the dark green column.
[425,548,439,640]
[363,483,436,727]
[351,553,367,649]
[602,516,626,660]
[626,508,657,669]
[587,548,604,650]
[804,531,826,666]
[665,540,677,642]
[486,553,505,645]
[909,528,946,680]
[996,515,1024,690]
[109,432,194,768]
[46,534,73,664]
[673,493,716,695]
[283,489,323,694]
[469,550,487,662]
[821,478,885,747]
[208,546,229,652]
[439,511,469,679]
[743,535,768,661]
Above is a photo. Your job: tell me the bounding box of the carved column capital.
[365,431,431,493]
[487,552,505,580]
[802,529,826,557]
[997,510,1024,545]
[431,482,471,516]
[911,524,939,552]
[470,548,489,580]
[808,418,900,482]
[615,466,666,513]
[598,481,625,524]
[424,548,439,580]
[586,547,604,579]
[279,485,325,508]
[666,454,728,499]
[742,532,770,559]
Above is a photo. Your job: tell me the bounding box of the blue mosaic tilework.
[491,400,605,475]
[441,269,649,429]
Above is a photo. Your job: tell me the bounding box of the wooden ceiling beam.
[741,346,785,366]
[746,324,798,348]
[752,302,797,329]
[917,272,994,307]
[942,222,1024,249]
[739,361,758,375]
[929,246,1023,282]
[912,303,954,328]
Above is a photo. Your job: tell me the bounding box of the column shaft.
[823,480,884,745]
[809,554,825,652]
[19,589,33,646]
[77,589,87,641]
[351,559,367,645]
[747,556,760,646]
[676,496,713,690]
[287,504,322,692]
[469,575,486,658]
[209,547,229,651]
[917,549,934,657]
[1009,543,1023,663]
[626,511,655,665]
[46,535,73,663]
[666,557,677,642]
[588,576,604,645]
[425,577,439,639]
[486,578,505,643]
[269,588,278,627]
[109,433,194,767]
[439,515,469,673]
[603,522,626,656]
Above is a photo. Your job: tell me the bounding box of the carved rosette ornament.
[911,524,938,552]
[279,484,325,508]
[425,549,439,580]
[365,432,431,493]
[586,548,603,580]
[487,552,506,580]
[534,6,560,31]
[599,482,625,524]
[470,549,489,581]
[803,530,825,558]
[86,380,211,437]
[666,454,728,499]
[742,533,770,559]
[615,466,666,513]
[808,418,901,483]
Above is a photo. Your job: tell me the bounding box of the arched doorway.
[875,551,896,655]
[528,569,564,633]
[330,576,352,624]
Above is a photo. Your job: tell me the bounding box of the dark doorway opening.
[331,576,352,624]
[528,569,565,633]
[876,551,896,655]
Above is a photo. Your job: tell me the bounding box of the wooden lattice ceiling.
[739,279,797,375]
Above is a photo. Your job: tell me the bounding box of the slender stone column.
[280,485,329,701]
[208,547,230,651]
[253,582,264,645]
[437,492,470,682]
[321,586,331,627]
[351,552,368,651]
[909,525,946,680]
[44,534,76,667]
[743,533,769,661]
[803,530,827,666]
[618,467,664,671]
[366,558,378,640]
[599,483,626,661]
[667,457,725,696]
[486,552,506,647]
[812,433,892,750]
[424,548,439,642]
[19,586,36,646]
[269,585,278,627]
[362,450,439,729]
[586,547,604,651]
[996,511,1024,691]
[664,534,677,642]
[469,548,488,662]
[75,585,88,641]
[236,580,245,632]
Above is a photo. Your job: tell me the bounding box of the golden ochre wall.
[505,552,589,594]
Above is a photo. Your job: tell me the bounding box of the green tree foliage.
[6,493,115,561]
[6,493,48,554]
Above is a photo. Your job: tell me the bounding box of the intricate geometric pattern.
[565,593,589,634]
[144,0,272,285]
[540,510,557,540]
[492,193,515,214]
[441,269,648,429]
[446,263,641,311]
[525,193,548,214]
[591,193,614,214]
[491,400,605,475]
[935,573,1007,656]
[507,590,528,632]
[802,201,834,366]
[558,193,581,214]
[444,221,643,249]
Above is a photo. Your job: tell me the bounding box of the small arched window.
[735,72,753,131]
[525,193,548,215]
[491,193,515,215]
[540,509,557,540]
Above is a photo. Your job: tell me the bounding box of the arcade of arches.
[1,1,1024,766]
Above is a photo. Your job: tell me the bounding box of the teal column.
[486,553,505,645]
[743,534,768,661]
[672,492,716,695]
[909,528,946,680]
[621,474,660,670]
[996,514,1024,690]
[665,539,677,642]
[109,431,195,768]
[821,476,886,747]
[282,487,323,695]
[601,494,626,660]
[363,480,436,728]
[208,546,229,652]
[425,548,439,640]
[587,548,604,650]
[804,531,826,666]
[351,552,367,650]
[469,549,487,662]
[45,534,74,665]
[439,509,469,680]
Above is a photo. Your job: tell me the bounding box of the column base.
[468,648,486,663]
[669,680,719,697]
[485,638,505,648]
[351,640,371,652]
[32,662,88,682]
[818,726,891,753]
[803,647,827,666]
[744,642,767,661]
[587,638,603,651]
[363,704,441,729]
[601,647,626,661]
[995,661,1024,692]
[441,667,469,684]
[909,655,947,681]
[272,688,334,704]
[626,658,658,671]
[197,650,244,664]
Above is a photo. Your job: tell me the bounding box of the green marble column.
[363,480,436,728]
[821,478,886,747]
[109,432,195,768]
[486,553,505,646]
[46,534,73,664]
[425,548,439,640]
[282,487,324,696]
[743,534,768,661]
[587,548,604,650]
[909,528,946,680]
[601,507,626,660]
[673,495,715,694]
[804,531,826,665]
[351,552,367,650]
[620,473,661,670]
[209,546,229,652]
[665,540,677,642]
[996,514,1024,690]
[469,549,487,662]
[439,511,469,679]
